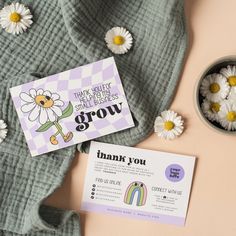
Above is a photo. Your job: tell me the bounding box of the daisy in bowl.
[105,27,133,54]
[218,100,236,131]
[0,2,33,35]
[154,110,184,140]
[200,73,230,102]
[201,99,221,122]
[220,65,236,87]
[0,119,7,144]
[20,88,64,125]
[227,86,236,101]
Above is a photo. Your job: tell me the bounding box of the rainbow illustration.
[124,181,147,206]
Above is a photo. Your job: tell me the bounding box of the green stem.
[53,121,65,137]
[53,131,60,136]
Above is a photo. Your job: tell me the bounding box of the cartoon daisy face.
[20,88,64,124]
[35,94,54,108]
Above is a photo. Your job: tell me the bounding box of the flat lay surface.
[0,1,186,235]
[45,0,236,235]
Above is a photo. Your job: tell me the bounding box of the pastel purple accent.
[102,64,114,80]
[14,99,21,108]
[86,131,101,139]
[57,80,69,90]
[112,118,129,129]
[38,145,49,154]
[93,118,110,127]
[21,81,34,91]
[81,76,92,87]
[114,74,122,84]
[165,164,185,182]
[81,202,185,226]
[47,74,60,81]
[122,107,131,116]
[27,139,36,150]
[70,67,82,80]
[92,60,103,74]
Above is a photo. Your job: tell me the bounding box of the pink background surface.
[45,0,236,235]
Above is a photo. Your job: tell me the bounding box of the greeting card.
[10,57,134,156]
[81,142,195,226]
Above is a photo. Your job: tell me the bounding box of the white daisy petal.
[53,100,64,107]
[51,93,60,100]
[201,99,221,122]
[105,27,133,54]
[47,108,56,122]
[0,120,7,129]
[228,86,236,101]
[50,106,62,117]
[28,105,40,122]
[43,90,52,97]
[20,89,64,124]
[39,108,48,124]
[200,73,230,102]
[0,129,7,138]
[20,92,34,102]
[15,2,20,12]
[29,88,37,98]
[154,110,184,140]
[17,4,23,14]
[37,89,44,95]
[220,65,236,87]
[18,21,27,31]
[218,100,236,131]
[21,102,36,113]
[0,3,33,35]
[0,119,7,144]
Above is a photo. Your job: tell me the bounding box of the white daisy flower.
[20,88,64,125]
[0,2,33,35]
[220,65,236,87]
[201,99,221,122]
[154,110,184,140]
[200,73,230,102]
[227,86,236,102]
[218,100,236,131]
[105,27,133,54]
[0,119,7,143]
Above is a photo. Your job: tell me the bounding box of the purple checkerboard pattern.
[10,57,134,156]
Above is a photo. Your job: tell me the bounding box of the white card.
[81,141,195,226]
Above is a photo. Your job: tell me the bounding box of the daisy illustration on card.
[20,88,73,145]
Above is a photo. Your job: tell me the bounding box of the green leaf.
[58,102,73,121]
[36,121,54,132]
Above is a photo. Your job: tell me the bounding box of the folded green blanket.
[0,0,187,235]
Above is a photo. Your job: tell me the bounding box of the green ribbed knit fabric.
[0,0,187,235]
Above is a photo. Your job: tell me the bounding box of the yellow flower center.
[9,12,21,23]
[209,83,220,93]
[226,111,236,122]
[210,102,220,113]
[164,121,175,131]
[228,76,236,86]
[35,95,54,108]
[113,36,125,45]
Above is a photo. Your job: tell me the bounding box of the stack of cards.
[10,57,195,225]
